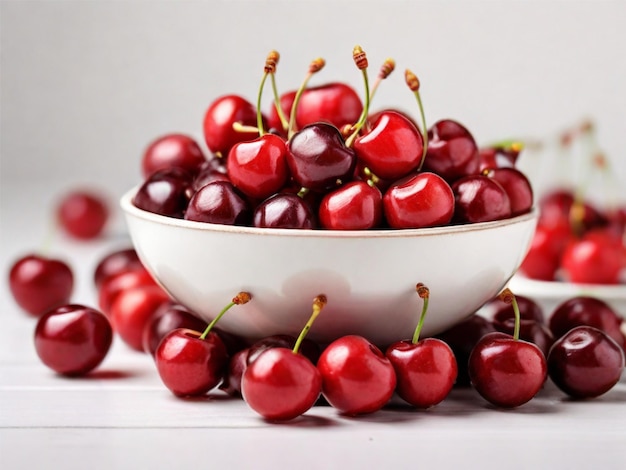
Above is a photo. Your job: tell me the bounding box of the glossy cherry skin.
[317,335,396,415]
[268,83,362,132]
[353,110,424,180]
[386,338,458,408]
[518,220,573,281]
[142,302,208,356]
[93,248,143,289]
[561,229,625,284]
[226,134,289,200]
[547,326,625,399]
[109,285,170,352]
[133,168,193,218]
[253,193,315,229]
[286,123,356,191]
[203,94,261,156]
[155,328,229,396]
[57,190,109,240]
[219,348,250,397]
[98,267,158,315]
[184,181,251,226]
[242,347,322,421]
[141,134,206,178]
[494,319,555,358]
[319,181,382,230]
[383,172,455,229]
[9,254,74,317]
[483,167,533,217]
[468,332,547,408]
[549,296,625,351]
[34,305,113,376]
[452,175,512,224]
[192,158,229,192]
[422,119,480,183]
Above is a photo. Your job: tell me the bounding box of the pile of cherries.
[132,47,534,231]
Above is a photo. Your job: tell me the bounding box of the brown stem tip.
[264,50,280,74]
[415,283,430,299]
[309,58,326,74]
[353,45,368,70]
[405,69,420,92]
[313,294,327,309]
[378,58,395,79]
[233,292,252,305]
[497,288,514,304]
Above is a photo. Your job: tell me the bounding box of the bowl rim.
[121,186,539,239]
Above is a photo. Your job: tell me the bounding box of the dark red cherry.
[184,181,251,226]
[247,334,321,366]
[133,168,192,218]
[353,110,424,180]
[494,318,555,358]
[93,248,143,289]
[483,167,533,217]
[383,172,455,229]
[141,134,206,178]
[226,134,289,200]
[253,193,315,229]
[452,175,512,223]
[483,294,545,325]
[9,254,74,317]
[203,94,261,156]
[142,302,208,356]
[319,181,382,230]
[286,123,356,191]
[34,304,113,376]
[219,348,250,397]
[422,119,480,183]
[191,158,229,192]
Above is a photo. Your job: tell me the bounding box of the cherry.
[483,294,545,326]
[483,167,533,217]
[56,190,109,240]
[452,175,512,224]
[203,95,261,157]
[253,193,315,229]
[383,172,455,229]
[468,289,547,408]
[219,348,250,397]
[386,284,458,408]
[155,292,251,397]
[133,167,193,219]
[318,181,382,230]
[494,318,555,358]
[98,266,158,316]
[549,296,625,351]
[560,229,625,284]
[242,295,326,421]
[317,335,397,415]
[538,189,607,232]
[435,314,497,387]
[93,247,143,289]
[34,304,113,376]
[184,181,251,226]
[477,143,521,172]
[109,285,171,352]
[9,254,74,317]
[518,220,573,281]
[192,158,229,192]
[141,133,206,179]
[547,326,625,399]
[422,119,480,183]
[142,302,208,356]
[247,334,321,366]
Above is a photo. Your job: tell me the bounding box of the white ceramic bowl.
[121,188,538,346]
[508,275,626,320]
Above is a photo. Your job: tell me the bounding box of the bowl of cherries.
[122,47,538,347]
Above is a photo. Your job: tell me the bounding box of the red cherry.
[483,167,533,217]
[518,221,573,281]
[353,110,424,180]
[538,189,607,231]
[383,172,455,229]
[56,190,109,240]
[317,335,396,415]
[98,267,158,316]
[385,284,458,408]
[319,181,382,230]
[547,326,625,399]
[155,292,251,396]
[253,193,315,229]
[184,181,251,226]
[142,302,208,356]
[93,247,143,289]
[141,134,206,178]
[452,175,512,223]
[477,145,520,172]
[203,95,261,156]
[9,254,74,317]
[34,304,113,376]
[226,134,289,200]
[109,285,170,352]
[560,229,624,284]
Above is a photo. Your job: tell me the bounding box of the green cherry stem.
[199,292,252,340]
[287,57,326,139]
[345,45,370,148]
[353,57,395,130]
[498,288,520,341]
[255,51,280,137]
[293,294,327,354]
[405,69,428,170]
[270,75,289,132]
[411,283,430,344]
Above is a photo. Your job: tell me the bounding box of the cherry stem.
[498,288,520,341]
[255,51,280,137]
[345,45,370,148]
[363,166,380,187]
[405,69,428,170]
[270,74,289,131]
[354,57,395,129]
[411,283,430,344]
[232,122,260,134]
[199,292,251,340]
[287,58,325,139]
[293,295,327,355]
